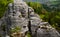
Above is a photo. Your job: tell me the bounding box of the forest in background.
[0,0,60,32]
[27,2,60,32]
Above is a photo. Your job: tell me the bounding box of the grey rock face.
[6,0,29,35]
[36,22,60,37]
[0,0,60,37]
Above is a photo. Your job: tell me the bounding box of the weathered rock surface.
[0,0,60,37]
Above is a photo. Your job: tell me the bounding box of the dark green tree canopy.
[0,0,13,18]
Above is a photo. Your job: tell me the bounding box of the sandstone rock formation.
[0,0,60,37]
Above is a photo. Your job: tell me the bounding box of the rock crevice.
[0,0,60,37]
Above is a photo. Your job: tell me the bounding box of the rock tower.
[0,0,60,37]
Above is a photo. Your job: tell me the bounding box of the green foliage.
[27,2,60,31]
[26,32,31,37]
[0,0,13,18]
[10,26,21,34]
[27,2,43,14]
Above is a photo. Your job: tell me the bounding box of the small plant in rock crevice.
[10,26,21,34]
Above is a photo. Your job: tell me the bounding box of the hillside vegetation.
[0,0,13,18]
[27,2,60,32]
